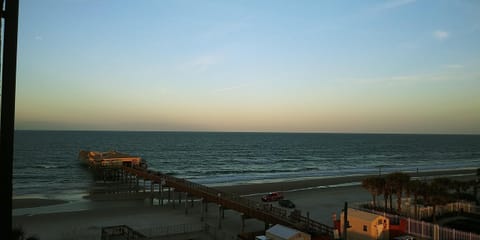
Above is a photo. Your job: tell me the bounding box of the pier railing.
[121,165,334,238]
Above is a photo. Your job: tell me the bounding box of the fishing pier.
[81,150,334,239]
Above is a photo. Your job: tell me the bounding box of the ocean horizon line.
[13,129,480,136]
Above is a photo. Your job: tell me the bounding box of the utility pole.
[343,202,349,240]
[1,0,20,238]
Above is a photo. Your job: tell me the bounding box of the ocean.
[13,131,480,200]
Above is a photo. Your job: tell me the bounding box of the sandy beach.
[12,168,477,239]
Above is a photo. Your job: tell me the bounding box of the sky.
[13,0,480,133]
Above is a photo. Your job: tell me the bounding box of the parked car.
[261,192,284,202]
[278,199,295,208]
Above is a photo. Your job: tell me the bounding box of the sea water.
[13,131,480,200]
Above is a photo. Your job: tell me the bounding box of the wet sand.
[13,198,69,209]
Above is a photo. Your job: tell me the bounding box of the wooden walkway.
[114,165,334,238]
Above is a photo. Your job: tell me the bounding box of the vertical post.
[433,224,439,240]
[217,205,222,229]
[131,176,134,191]
[241,214,245,232]
[1,1,19,238]
[172,188,175,208]
[126,173,130,192]
[135,177,139,192]
[343,202,348,240]
[407,217,410,234]
[421,220,424,237]
[307,211,310,228]
[201,199,205,221]
[160,183,163,206]
[168,187,171,204]
[133,175,139,193]
[184,193,188,215]
[150,182,154,205]
[114,170,119,193]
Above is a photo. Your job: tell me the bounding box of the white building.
[260,224,311,240]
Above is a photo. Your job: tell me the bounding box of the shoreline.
[13,167,477,209]
[216,167,477,195]
[12,167,478,240]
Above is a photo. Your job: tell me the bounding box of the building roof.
[347,208,384,222]
[96,150,138,159]
[267,224,301,239]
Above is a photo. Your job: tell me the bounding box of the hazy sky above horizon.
[14,0,480,133]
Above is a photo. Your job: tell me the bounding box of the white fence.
[354,199,479,219]
[406,218,480,240]
[353,204,480,240]
[417,201,480,220]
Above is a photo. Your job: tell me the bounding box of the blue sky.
[15,0,480,133]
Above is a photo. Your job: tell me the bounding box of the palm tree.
[451,180,472,200]
[432,177,451,192]
[393,172,411,213]
[420,180,430,207]
[375,177,386,209]
[408,179,423,218]
[362,176,378,208]
[475,168,480,204]
[383,175,396,212]
[450,180,461,197]
[471,179,479,204]
[385,172,410,213]
[362,176,385,209]
[426,181,451,223]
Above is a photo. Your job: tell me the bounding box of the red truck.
[261,192,284,202]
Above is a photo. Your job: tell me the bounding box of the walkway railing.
[121,165,334,238]
[101,225,146,240]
